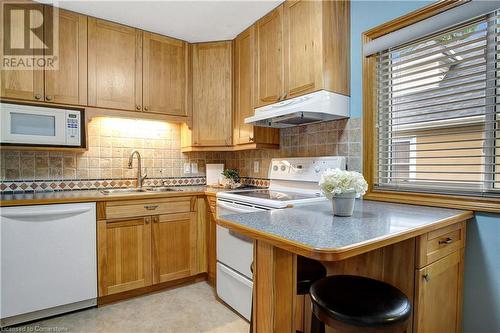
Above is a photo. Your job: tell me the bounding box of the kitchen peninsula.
[218,200,473,332]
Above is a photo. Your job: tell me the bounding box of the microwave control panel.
[65,111,81,146]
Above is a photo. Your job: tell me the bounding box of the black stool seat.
[310,275,411,331]
[297,256,327,295]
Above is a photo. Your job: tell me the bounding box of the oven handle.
[217,201,267,214]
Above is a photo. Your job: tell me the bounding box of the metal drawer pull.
[438,237,453,245]
[144,205,159,210]
[423,274,430,282]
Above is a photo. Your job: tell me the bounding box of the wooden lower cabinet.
[97,197,202,299]
[414,250,464,333]
[152,212,197,283]
[98,216,152,296]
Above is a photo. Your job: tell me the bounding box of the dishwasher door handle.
[1,207,93,219]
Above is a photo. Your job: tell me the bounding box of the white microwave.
[0,103,83,147]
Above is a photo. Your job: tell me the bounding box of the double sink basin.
[100,187,182,195]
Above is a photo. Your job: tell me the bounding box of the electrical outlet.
[253,161,260,173]
[183,163,191,174]
[191,163,198,174]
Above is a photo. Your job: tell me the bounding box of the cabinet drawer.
[106,197,194,219]
[417,221,465,268]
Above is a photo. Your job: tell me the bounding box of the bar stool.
[310,275,412,333]
[250,256,327,333]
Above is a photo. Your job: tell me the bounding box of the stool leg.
[310,313,325,333]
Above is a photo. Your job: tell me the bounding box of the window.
[374,11,499,198]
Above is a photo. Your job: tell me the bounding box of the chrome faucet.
[128,150,147,189]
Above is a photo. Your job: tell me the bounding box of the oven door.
[216,199,269,279]
[1,104,67,146]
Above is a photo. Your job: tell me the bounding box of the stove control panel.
[269,156,346,181]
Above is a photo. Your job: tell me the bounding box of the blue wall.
[351,2,500,332]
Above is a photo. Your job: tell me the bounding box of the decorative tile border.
[240,177,270,187]
[0,177,206,193]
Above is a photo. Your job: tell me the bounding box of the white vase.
[331,192,356,217]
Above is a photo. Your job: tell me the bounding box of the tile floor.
[13,282,249,333]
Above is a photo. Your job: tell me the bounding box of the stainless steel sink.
[145,187,182,192]
[100,188,147,195]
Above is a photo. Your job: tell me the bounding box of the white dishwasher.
[0,202,97,327]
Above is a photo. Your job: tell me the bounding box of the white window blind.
[375,9,500,198]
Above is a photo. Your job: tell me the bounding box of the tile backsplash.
[1,116,361,192]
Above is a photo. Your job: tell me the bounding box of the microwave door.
[2,108,66,145]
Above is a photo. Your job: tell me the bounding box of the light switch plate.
[191,163,198,174]
[183,163,191,174]
[253,161,260,173]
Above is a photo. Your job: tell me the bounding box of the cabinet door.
[192,42,232,146]
[44,7,87,105]
[1,3,44,101]
[98,217,152,296]
[414,250,464,333]
[152,213,197,283]
[283,0,322,99]
[88,18,142,111]
[143,32,188,116]
[234,26,255,145]
[254,5,284,108]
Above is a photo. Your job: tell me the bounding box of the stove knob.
[273,165,279,171]
[281,165,286,171]
[314,166,321,173]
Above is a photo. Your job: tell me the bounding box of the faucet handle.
[142,167,148,180]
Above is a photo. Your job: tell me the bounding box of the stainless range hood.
[245,90,349,128]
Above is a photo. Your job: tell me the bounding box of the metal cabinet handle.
[438,237,453,245]
[145,218,150,224]
[136,105,141,111]
[144,106,149,111]
[144,205,159,210]
[45,95,53,101]
[423,273,430,282]
[34,94,42,100]
[249,137,255,142]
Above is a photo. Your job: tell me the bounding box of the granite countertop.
[0,185,235,206]
[217,200,473,261]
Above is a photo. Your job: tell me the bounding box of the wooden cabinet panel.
[98,217,152,296]
[191,42,232,146]
[283,0,322,98]
[206,198,217,286]
[414,250,464,333]
[254,5,284,107]
[143,33,188,116]
[234,26,256,145]
[1,3,44,101]
[152,212,197,283]
[44,7,87,105]
[88,18,142,111]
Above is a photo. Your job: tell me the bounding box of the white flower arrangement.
[319,168,368,199]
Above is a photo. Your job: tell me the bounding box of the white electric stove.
[215,156,346,320]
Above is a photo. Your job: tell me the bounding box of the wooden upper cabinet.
[414,250,464,333]
[234,27,256,145]
[191,42,232,146]
[254,5,284,108]
[143,33,188,116]
[234,27,280,147]
[152,213,197,283]
[254,0,350,104]
[1,3,44,101]
[88,18,142,111]
[283,0,322,98]
[283,0,350,98]
[44,7,87,105]
[98,217,152,296]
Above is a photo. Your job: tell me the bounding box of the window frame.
[362,0,500,213]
